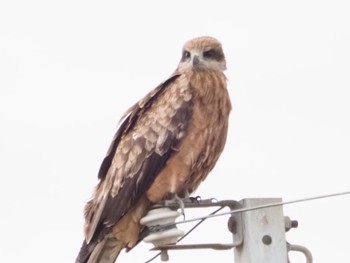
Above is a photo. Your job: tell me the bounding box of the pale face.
[176,37,227,72]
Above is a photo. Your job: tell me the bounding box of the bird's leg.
[174,194,186,220]
[173,192,202,219]
[163,194,186,219]
[164,192,203,220]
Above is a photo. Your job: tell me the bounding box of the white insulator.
[143,228,185,247]
[140,207,181,226]
[140,207,184,247]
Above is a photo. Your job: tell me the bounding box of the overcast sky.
[1,1,350,262]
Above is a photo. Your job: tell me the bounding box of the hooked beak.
[192,55,200,66]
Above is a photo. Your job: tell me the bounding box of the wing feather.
[97,74,181,180]
[84,74,194,244]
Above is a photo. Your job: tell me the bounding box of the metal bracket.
[287,242,313,263]
[227,202,243,247]
[151,243,235,261]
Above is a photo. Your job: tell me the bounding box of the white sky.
[1,1,350,262]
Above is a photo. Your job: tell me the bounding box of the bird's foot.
[164,195,203,220]
[188,195,201,204]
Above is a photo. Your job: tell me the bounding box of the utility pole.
[232,198,288,263]
[141,198,312,263]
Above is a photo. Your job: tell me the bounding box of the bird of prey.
[76,36,232,263]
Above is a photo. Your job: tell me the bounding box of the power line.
[166,190,350,228]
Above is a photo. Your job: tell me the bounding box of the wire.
[144,206,225,263]
[170,190,350,227]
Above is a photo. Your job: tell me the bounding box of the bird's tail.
[76,237,125,263]
[76,197,150,263]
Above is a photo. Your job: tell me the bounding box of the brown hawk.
[76,36,232,263]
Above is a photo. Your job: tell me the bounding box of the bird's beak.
[192,55,200,66]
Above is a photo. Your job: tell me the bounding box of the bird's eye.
[181,50,191,61]
[203,49,215,59]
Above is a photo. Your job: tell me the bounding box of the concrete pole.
[233,198,288,263]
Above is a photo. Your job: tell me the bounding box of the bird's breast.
[146,70,231,201]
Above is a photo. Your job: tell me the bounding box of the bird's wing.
[84,73,194,244]
[97,74,182,181]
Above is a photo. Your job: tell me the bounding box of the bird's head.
[176,36,226,73]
